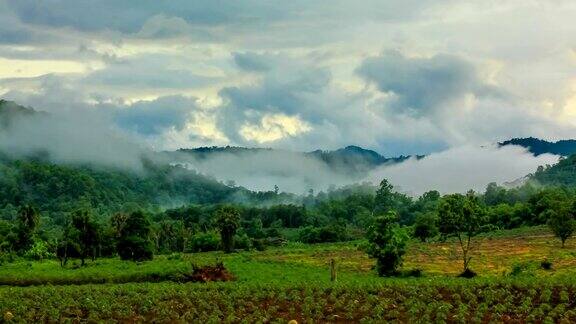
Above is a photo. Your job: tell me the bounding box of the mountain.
[530,154,576,186]
[177,145,412,176]
[0,99,37,128]
[499,137,576,156]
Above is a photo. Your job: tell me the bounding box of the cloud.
[356,51,500,116]
[239,113,311,143]
[368,144,559,196]
[2,0,576,159]
[0,106,147,170]
[171,149,363,193]
[82,54,218,91]
[5,0,447,35]
[216,52,333,145]
[233,52,280,72]
[111,95,199,136]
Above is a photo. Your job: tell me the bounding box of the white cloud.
[368,145,559,196]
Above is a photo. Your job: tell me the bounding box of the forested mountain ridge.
[499,137,576,156]
[0,99,38,128]
[0,155,266,217]
[530,154,576,186]
[177,145,414,175]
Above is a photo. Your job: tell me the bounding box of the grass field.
[2,226,576,322]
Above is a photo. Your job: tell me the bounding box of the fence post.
[330,258,337,282]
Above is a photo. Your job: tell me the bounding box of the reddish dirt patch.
[184,262,235,283]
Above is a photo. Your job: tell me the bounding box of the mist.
[368,145,559,196]
[0,109,147,170]
[0,105,561,196]
[170,149,362,194]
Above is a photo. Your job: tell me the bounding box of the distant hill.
[0,99,37,128]
[530,154,576,187]
[499,137,576,156]
[176,145,413,176]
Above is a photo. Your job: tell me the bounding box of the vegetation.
[365,211,408,276]
[546,200,576,247]
[215,206,241,253]
[116,210,154,261]
[1,228,576,322]
[3,128,576,320]
[438,192,486,274]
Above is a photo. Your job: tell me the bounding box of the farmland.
[2,226,576,322]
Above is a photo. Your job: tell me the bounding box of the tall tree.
[58,209,101,266]
[438,192,486,274]
[365,211,409,276]
[215,206,241,253]
[116,210,154,261]
[374,179,395,214]
[14,205,40,252]
[72,209,100,265]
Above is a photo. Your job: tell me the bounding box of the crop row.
[2,281,576,323]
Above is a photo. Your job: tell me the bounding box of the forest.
[1,152,576,268]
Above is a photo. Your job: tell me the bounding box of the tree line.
[1,176,576,274]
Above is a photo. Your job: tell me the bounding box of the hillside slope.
[500,137,576,156]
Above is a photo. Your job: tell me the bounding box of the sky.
[2,0,576,157]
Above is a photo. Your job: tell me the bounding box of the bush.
[541,259,553,270]
[458,268,477,278]
[234,233,252,251]
[0,251,17,265]
[187,232,220,252]
[298,224,348,244]
[23,240,53,261]
[251,238,267,251]
[401,268,423,278]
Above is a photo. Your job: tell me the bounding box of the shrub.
[23,240,53,261]
[298,224,348,244]
[234,233,252,251]
[187,232,220,252]
[541,259,553,270]
[251,238,267,251]
[458,268,477,278]
[402,268,423,277]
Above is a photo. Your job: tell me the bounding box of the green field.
[2,226,576,322]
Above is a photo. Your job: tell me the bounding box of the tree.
[374,179,395,214]
[59,209,101,266]
[215,206,240,253]
[365,211,409,276]
[14,205,40,252]
[413,212,438,242]
[438,192,486,274]
[116,210,154,261]
[546,201,576,248]
[483,182,507,206]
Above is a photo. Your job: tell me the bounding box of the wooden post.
[330,258,337,282]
